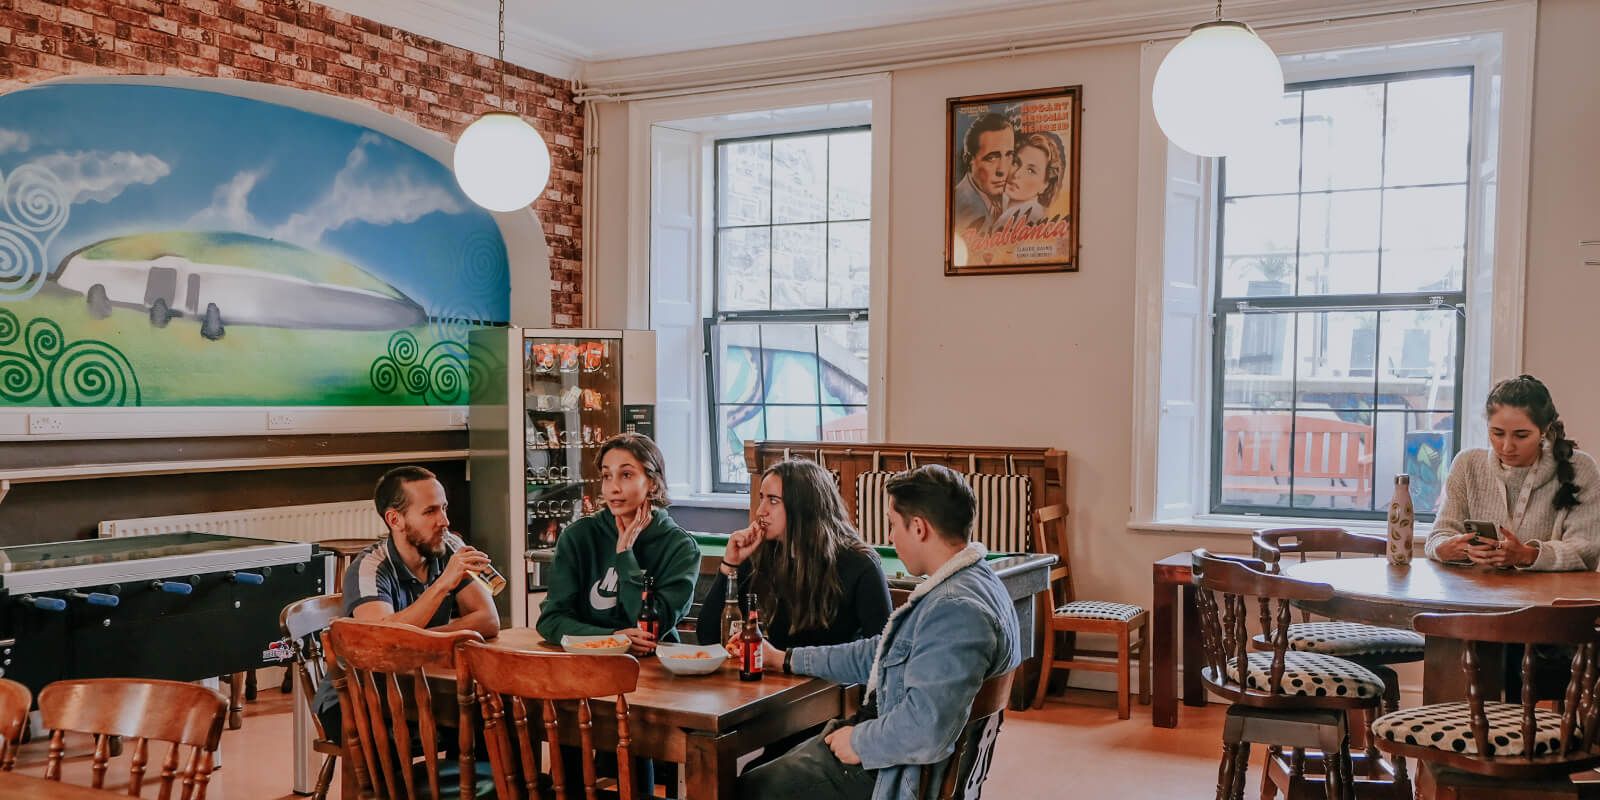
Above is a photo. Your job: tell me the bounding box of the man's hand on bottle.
[618,626,657,655]
[440,546,490,589]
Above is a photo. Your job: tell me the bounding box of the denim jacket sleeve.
[849,596,998,770]
[789,634,880,686]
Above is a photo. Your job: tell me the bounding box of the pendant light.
[453,0,551,212]
[1152,0,1284,158]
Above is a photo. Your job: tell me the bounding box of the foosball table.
[0,532,328,694]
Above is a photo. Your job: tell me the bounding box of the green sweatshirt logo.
[588,566,620,611]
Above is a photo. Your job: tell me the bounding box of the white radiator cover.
[99,500,385,542]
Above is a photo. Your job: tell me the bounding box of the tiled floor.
[11,671,1266,799]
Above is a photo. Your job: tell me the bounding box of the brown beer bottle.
[719,571,744,653]
[739,593,764,681]
[637,574,660,642]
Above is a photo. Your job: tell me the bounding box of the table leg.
[1152,568,1178,728]
[1181,582,1205,708]
[684,731,737,799]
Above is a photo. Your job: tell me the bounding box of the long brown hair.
[594,433,671,509]
[748,459,874,632]
[1487,375,1581,511]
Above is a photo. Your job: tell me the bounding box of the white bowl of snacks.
[654,643,729,676]
[560,633,630,655]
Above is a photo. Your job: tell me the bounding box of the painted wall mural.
[0,82,510,407]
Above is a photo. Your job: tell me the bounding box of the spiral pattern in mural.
[0,308,17,347]
[367,331,472,406]
[0,353,43,404]
[3,164,70,234]
[422,341,468,405]
[25,317,63,362]
[47,340,141,407]
[387,329,419,366]
[0,162,68,302]
[0,223,46,300]
[458,231,509,299]
[369,357,401,395]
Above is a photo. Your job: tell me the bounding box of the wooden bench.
[1221,414,1373,507]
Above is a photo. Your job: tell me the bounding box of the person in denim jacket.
[740,464,1021,800]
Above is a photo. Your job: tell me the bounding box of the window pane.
[1301,83,1384,191]
[1384,74,1471,187]
[715,324,762,404]
[1377,309,1458,409]
[718,140,770,226]
[1294,311,1379,407]
[1222,93,1302,197]
[1220,195,1298,298]
[828,221,870,308]
[1297,190,1380,295]
[771,223,827,309]
[1385,409,1455,515]
[1218,411,1295,506]
[717,227,771,311]
[822,404,868,442]
[772,135,828,224]
[1221,313,1293,408]
[760,324,820,404]
[716,405,765,485]
[1380,185,1466,292]
[1289,409,1376,512]
[767,405,822,441]
[818,321,869,405]
[829,130,871,220]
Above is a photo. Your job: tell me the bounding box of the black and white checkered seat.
[1227,651,1385,699]
[1372,702,1566,757]
[1055,600,1144,622]
[1285,621,1425,658]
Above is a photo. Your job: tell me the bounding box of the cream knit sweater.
[1425,445,1600,571]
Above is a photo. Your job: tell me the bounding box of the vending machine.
[469,327,656,626]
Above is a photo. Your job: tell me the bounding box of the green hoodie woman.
[536,433,700,654]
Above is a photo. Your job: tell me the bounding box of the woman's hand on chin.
[615,507,650,554]
[725,525,762,566]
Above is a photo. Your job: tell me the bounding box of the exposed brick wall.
[0,0,583,325]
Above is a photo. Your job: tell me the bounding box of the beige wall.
[590,0,1600,613]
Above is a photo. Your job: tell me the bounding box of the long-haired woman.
[697,458,891,649]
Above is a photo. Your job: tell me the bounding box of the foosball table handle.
[67,590,120,607]
[228,571,265,585]
[150,579,195,595]
[21,595,67,612]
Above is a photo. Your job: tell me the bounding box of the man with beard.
[312,465,500,739]
[951,112,1016,234]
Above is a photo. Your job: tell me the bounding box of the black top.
[695,546,892,650]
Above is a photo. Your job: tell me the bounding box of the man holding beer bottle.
[311,465,501,740]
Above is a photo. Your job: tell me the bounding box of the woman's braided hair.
[1487,375,1580,510]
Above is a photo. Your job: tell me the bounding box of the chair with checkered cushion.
[1253,527,1423,794]
[1031,504,1150,720]
[1192,549,1388,800]
[1371,602,1600,797]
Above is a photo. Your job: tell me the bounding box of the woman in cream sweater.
[1427,375,1600,571]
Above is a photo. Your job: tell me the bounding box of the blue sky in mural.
[0,83,508,324]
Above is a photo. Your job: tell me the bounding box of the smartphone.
[1463,520,1501,545]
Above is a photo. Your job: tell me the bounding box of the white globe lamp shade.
[1152,21,1285,157]
[453,112,551,212]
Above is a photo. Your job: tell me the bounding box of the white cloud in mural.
[187,167,265,231]
[275,133,464,245]
[32,150,171,205]
[0,129,29,154]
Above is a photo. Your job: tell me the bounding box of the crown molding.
[577,0,1501,97]
[316,0,586,81]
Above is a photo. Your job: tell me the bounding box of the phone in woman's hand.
[1464,520,1501,546]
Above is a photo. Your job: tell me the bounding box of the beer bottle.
[720,571,744,654]
[637,574,661,642]
[739,593,764,681]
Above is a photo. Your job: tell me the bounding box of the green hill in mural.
[53,231,425,336]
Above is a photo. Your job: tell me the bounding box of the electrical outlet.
[27,414,64,435]
[448,409,468,427]
[267,412,296,430]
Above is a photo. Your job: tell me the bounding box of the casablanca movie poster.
[944,86,1082,276]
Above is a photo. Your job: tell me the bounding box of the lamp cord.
[1215,0,1223,21]
[497,0,506,62]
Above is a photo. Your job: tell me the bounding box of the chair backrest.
[38,678,227,800]
[1222,415,1372,501]
[1031,504,1073,606]
[327,618,484,800]
[280,593,345,744]
[1413,602,1600,763]
[1252,527,1386,570]
[1190,549,1339,704]
[917,670,1014,800]
[459,642,640,800]
[0,678,30,772]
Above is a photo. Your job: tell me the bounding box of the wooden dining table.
[0,772,121,798]
[1283,557,1600,702]
[418,627,847,799]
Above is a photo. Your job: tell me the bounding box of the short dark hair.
[595,432,671,508]
[374,465,437,524]
[962,112,1014,171]
[885,464,975,544]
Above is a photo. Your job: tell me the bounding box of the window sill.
[672,492,751,511]
[1128,513,1433,541]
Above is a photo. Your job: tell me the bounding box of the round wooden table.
[1283,557,1600,702]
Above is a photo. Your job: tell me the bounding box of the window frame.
[703,124,874,494]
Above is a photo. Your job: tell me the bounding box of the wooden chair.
[918,669,1014,800]
[281,593,347,800]
[0,678,30,772]
[1192,549,1388,800]
[458,641,642,800]
[1031,503,1151,719]
[327,618,488,800]
[1222,415,1373,509]
[1254,527,1423,797]
[1371,602,1600,798]
[37,678,228,800]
